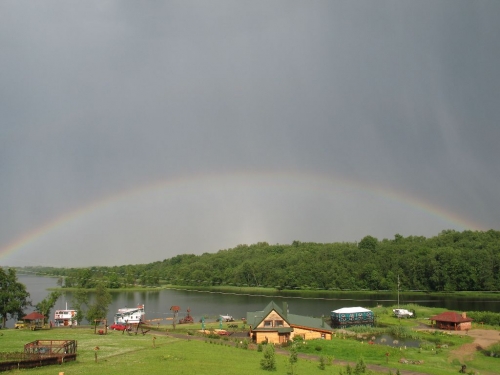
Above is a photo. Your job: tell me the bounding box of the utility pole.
[397,275,400,308]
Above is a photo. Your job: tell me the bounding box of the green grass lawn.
[2,303,500,375]
[0,328,385,375]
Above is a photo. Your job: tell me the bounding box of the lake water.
[4,275,500,328]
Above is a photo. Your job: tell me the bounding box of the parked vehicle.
[110,323,128,331]
[393,308,414,318]
[14,321,25,329]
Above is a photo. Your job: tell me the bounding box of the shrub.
[468,311,500,326]
[486,342,500,358]
[354,358,366,374]
[260,344,277,371]
[318,355,325,370]
[389,325,411,338]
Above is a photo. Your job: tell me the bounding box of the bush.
[388,325,411,338]
[468,311,500,326]
[318,356,325,370]
[260,344,277,371]
[486,342,500,358]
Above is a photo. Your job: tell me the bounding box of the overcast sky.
[1,1,499,267]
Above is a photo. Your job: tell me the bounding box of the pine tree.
[260,344,277,371]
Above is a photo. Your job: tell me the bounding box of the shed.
[429,311,473,331]
[21,312,46,330]
[331,307,374,328]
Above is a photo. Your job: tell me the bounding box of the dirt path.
[446,329,500,363]
[463,329,500,349]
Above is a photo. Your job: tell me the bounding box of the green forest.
[19,229,500,292]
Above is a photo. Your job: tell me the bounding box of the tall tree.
[71,288,89,324]
[35,290,62,324]
[0,268,30,328]
[86,282,112,324]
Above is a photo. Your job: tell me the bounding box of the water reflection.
[370,334,420,348]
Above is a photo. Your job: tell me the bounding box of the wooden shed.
[429,311,473,331]
[21,312,46,330]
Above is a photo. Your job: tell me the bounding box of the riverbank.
[163,284,500,299]
[48,283,500,299]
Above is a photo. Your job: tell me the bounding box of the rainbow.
[0,170,484,263]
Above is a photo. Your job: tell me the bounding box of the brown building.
[246,301,333,344]
[429,311,473,331]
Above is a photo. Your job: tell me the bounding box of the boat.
[219,314,234,322]
[114,304,145,324]
[54,306,78,327]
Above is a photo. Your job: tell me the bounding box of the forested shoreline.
[18,229,500,292]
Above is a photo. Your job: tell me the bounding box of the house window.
[264,320,272,327]
[275,320,284,327]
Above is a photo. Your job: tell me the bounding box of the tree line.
[19,229,500,292]
[0,267,112,327]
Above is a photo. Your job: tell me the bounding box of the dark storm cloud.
[1,1,499,266]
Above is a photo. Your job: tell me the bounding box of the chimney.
[282,302,288,318]
[461,312,467,319]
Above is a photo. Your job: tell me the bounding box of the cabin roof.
[246,301,287,329]
[246,301,331,333]
[287,314,330,332]
[22,312,46,321]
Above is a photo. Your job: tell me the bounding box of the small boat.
[219,315,234,322]
[54,308,78,327]
[114,304,145,324]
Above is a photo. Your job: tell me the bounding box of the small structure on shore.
[429,311,473,331]
[330,307,374,329]
[21,312,46,331]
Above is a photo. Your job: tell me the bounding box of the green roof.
[246,300,331,333]
[246,301,287,329]
[288,313,329,331]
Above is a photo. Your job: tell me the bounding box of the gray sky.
[1,1,499,267]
